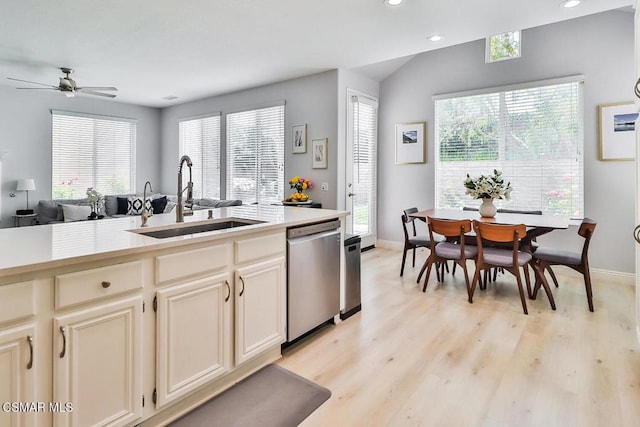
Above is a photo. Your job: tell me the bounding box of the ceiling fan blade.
[79,90,117,98]
[77,86,117,91]
[7,77,58,88]
[15,87,59,90]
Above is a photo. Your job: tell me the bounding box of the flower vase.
[479,198,497,218]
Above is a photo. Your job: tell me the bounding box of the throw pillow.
[61,204,91,222]
[127,196,152,216]
[117,197,129,215]
[151,196,168,214]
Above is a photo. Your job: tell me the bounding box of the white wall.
[377,10,635,273]
[0,86,161,227]
[160,71,340,208]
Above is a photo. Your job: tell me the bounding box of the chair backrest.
[497,208,542,215]
[473,220,526,244]
[462,206,478,211]
[402,207,419,237]
[579,217,597,263]
[428,217,472,238]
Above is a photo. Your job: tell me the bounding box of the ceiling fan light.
[384,0,404,6]
[561,0,581,8]
[64,92,75,98]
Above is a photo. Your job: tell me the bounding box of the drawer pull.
[239,276,245,297]
[101,281,111,288]
[26,335,33,370]
[59,326,67,358]
[225,280,230,302]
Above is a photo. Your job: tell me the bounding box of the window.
[179,114,221,199]
[226,104,284,204]
[434,78,584,217]
[486,30,521,63]
[52,110,136,198]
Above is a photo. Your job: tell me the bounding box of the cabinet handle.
[26,335,33,370]
[634,225,640,245]
[225,280,230,302]
[101,281,111,288]
[239,276,245,297]
[635,78,640,99]
[59,326,66,358]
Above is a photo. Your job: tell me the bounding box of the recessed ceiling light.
[428,35,444,42]
[384,0,404,6]
[162,95,178,100]
[561,0,581,8]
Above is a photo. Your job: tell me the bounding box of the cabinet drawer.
[235,232,285,265]
[0,281,35,324]
[156,244,230,285]
[55,261,143,309]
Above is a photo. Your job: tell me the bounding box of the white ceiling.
[0,0,633,108]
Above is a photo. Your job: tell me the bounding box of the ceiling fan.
[7,67,117,98]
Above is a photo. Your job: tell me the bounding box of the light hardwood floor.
[277,247,640,427]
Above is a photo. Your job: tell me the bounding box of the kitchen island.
[0,205,347,427]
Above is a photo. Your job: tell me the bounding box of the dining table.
[409,208,571,308]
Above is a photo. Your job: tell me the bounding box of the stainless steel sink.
[132,219,265,239]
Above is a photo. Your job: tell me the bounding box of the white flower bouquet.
[463,169,512,200]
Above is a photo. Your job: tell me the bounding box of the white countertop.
[0,205,347,278]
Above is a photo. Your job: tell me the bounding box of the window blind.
[52,110,136,199]
[434,80,584,217]
[179,114,221,199]
[226,104,284,204]
[351,95,378,236]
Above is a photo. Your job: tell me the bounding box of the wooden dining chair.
[469,220,556,315]
[531,218,597,311]
[418,217,478,300]
[401,208,440,276]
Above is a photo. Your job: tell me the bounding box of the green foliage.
[490,31,520,62]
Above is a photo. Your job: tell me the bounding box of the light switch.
[321,182,329,191]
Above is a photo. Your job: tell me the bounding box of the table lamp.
[16,178,36,215]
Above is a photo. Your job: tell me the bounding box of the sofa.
[36,193,243,224]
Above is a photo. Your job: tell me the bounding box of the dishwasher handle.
[287,229,340,246]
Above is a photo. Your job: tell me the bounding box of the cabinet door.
[155,273,232,408]
[0,324,36,427]
[235,257,286,365]
[53,296,142,427]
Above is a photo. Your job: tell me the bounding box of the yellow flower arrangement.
[287,176,313,202]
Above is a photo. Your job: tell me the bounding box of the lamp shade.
[16,179,36,192]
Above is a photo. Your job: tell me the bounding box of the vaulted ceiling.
[0,0,633,107]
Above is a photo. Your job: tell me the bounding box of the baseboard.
[375,239,402,250]
[590,268,635,283]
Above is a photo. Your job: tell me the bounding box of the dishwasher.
[286,219,341,342]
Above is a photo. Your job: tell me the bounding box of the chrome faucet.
[177,155,194,223]
[141,180,153,227]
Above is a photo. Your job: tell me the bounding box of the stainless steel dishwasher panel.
[287,223,341,342]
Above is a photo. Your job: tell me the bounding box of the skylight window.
[486,30,521,63]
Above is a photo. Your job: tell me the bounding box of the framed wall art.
[395,122,426,164]
[599,102,638,161]
[292,124,307,154]
[312,138,327,169]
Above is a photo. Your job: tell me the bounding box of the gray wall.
[160,71,339,209]
[0,86,161,227]
[378,10,635,273]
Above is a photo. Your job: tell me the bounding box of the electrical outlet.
[321,182,329,191]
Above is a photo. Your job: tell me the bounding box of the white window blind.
[179,114,221,199]
[351,95,378,237]
[434,79,584,217]
[52,110,136,198]
[226,104,284,204]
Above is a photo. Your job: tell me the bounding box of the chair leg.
[584,269,594,312]
[412,247,416,268]
[422,260,435,292]
[513,268,528,315]
[469,265,482,303]
[523,264,532,299]
[400,246,408,277]
[444,262,450,273]
[451,262,457,276]
[417,258,429,283]
[461,261,472,302]
[547,266,559,288]
[532,263,556,311]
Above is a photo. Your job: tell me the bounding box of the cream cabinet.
[53,295,143,427]
[155,272,232,408]
[235,256,286,365]
[0,324,37,427]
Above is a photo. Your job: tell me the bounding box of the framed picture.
[395,122,426,164]
[292,124,307,153]
[312,138,328,169]
[599,102,638,161]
